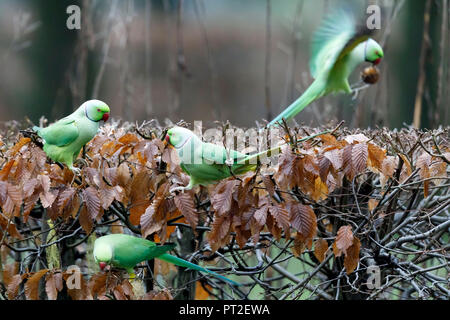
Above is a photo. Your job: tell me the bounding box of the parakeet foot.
[70,167,82,176]
[74,158,89,168]
[170,186,187,194]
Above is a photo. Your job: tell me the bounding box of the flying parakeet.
[166,127,280,193]
[268,9,384,127]
[33,100,110,173]
[93,234,239,286]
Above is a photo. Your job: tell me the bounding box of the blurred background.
[0,0,448,129]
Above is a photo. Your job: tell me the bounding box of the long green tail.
[158,253,240,286]
[268,79,325,127]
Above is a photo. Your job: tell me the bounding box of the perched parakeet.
[166,127,280,193]
[268,9,384,127]
[33,100,110,173]
[93,234,239,286]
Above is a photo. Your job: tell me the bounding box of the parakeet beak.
[102,113,109,122]
[165,134,171,144]
[99,262,107,270]
[373,58,381,65]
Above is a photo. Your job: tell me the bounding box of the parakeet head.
[82,100,110,122]
[364,38,384,65]
[93,241,113,271]
[166,127,195,149]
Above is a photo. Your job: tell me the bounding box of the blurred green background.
[0,0,448,129]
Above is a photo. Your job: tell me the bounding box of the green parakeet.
[33,100,110,173]
[268,9,384,127]
[166,127,280,193]
[93,234,239,286]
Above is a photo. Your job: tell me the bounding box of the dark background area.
[0,0,448,129]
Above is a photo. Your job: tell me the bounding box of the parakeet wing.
[38,118,79,147]
[310,8,374,79]
[112,236,176,268]
[201,142,247,165]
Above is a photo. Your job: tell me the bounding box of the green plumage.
[93,234,239,286]
[167,127,280,191]
[33,100,110,172]
[268,8,383,127]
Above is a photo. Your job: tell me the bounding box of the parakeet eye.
[97,108,101,112]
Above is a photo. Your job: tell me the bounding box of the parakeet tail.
[158,253,240,286]
[268,79,324,127]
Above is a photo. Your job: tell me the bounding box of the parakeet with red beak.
[268,8,384,127]
[33,100,110,173]
[93,234,239,286]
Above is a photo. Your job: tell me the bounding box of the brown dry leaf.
[320,134,339,146]
[211,180,239,217]
[208,214,232,251]
[274,147,298,190]
[289,203,317,244]
[195,282,212,300]
[57,186,76,210]
[82,187,101,220]
[25,269,49,300]
[2,262,19,287]
[344,237,361,274]
[9,137,31,157]
[62,192,81,221]
[162,146,181,172]
[250,204,268,244]
[83,167,102,188]
[288,203,317,254]
[368,143,386,171]
[128,170,152,223]
[0,159,15,181]
[352,142,368,176]
[342,144,353,179]
[318,155,331,183]
[7,274,25,300]
[45,272,58,300]
[262,175,275,197]
[311,176,329,201]
[399,154,412,183]
[113,285,127,300]
[79,205,93,234]
[344,134,369,144]
[368,198,379,212]
[380,156,397,187]
[89,272,108,298]
[332,225,354,257]
[314,238,329,263]
[140,182,169,238]
[416,152,432,179]
[429,160,447,185]
[143,288,173,300]
[117,162,131,197]
[174,192,198,230]
[269,204,290,237]
[324,148,343,171]
[118,132,140,146]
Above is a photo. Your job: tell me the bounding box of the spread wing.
[37,117,79,147]
[310,7,374,79]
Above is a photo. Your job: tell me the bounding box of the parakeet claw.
[71,167,82,176]
[74,158,89,168]
[170,186,186,194]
